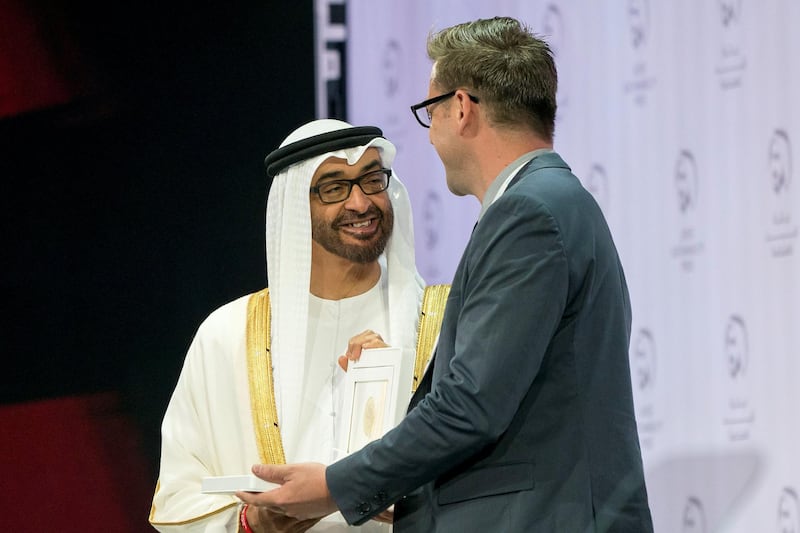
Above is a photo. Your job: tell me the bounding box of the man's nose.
[343,183,371,212]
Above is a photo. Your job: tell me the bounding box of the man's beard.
[311,203,394,263]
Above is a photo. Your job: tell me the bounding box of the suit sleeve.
[327,192,569,524]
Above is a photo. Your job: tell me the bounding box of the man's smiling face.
[309,147,394,264]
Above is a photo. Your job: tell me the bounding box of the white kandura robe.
[151,276,393,532]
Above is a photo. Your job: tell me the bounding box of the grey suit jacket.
[327,152,653,532]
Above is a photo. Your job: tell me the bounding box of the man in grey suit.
[239,16,654,532]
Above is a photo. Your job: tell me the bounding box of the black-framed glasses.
[309,168,392,204]
[410,91,480,128]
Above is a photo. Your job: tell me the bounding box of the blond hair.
[427,17,558,141]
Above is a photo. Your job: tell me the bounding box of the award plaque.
[337,347,404,456]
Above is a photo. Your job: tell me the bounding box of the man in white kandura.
[149,119,426,532]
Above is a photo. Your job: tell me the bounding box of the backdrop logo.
[624,0,656,105]
[381,39,401,99]
[376,38,408,139]
[420,189,442,280]
[584,163,610,214]
[715,0,747,88]
[778,487,800,533]
[676,150,698,215]
[671,150,705,272]
[628,0,648,49]
[722,314,754,441]
[630,327,661,449]
[682,496,707,533]
[541,3,570,115]
[374,37,412,169]
[765,129,797,257]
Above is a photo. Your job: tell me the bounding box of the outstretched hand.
[337,329,389,371]
[236,463,338,522]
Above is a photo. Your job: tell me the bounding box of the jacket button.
[357,502,372,515]
[373,491,387,503]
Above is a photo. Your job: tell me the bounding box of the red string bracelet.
[240,504,255,533]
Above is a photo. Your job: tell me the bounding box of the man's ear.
[455,90,478,135]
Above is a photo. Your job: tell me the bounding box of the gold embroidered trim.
[413,284,451,392]
[246,288,286,465]
[149,476,240,526]
[148,502,239,526]
[149,479,160,522]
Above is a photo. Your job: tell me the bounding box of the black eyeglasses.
[410,91,480,128]
[309,168,392,204]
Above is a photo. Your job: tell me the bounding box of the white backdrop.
[339,1,799,531]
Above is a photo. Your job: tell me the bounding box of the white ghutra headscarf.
[264,119,424,460]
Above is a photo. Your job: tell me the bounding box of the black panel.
[0,0,315,477]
